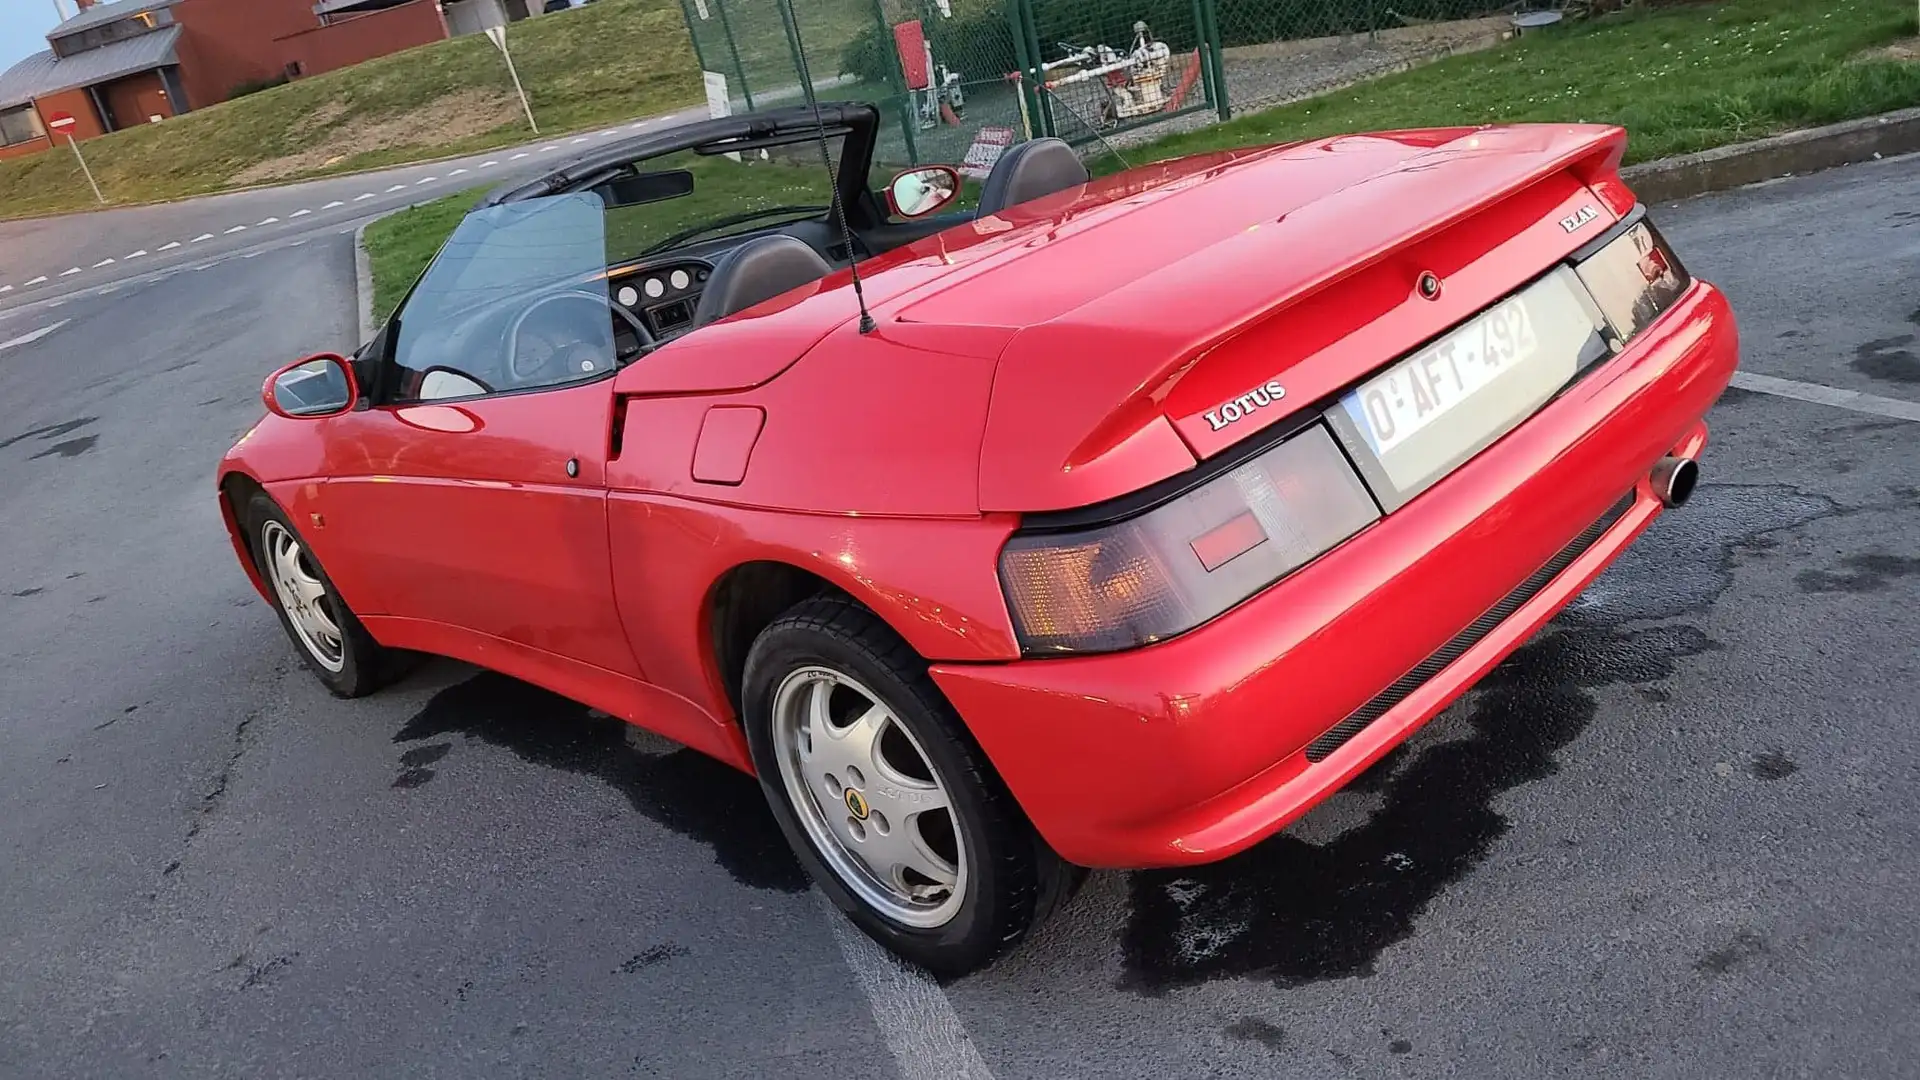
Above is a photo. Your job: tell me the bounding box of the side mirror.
[886,166,962,219]
[262,353,357,419]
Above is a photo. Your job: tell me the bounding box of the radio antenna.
[777,0,877,334]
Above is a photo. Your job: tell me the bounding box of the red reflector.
[1189,511,1268,572]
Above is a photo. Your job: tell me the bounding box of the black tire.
[245,492,403,698]
[742,595,1078,977]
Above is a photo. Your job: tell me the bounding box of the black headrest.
[693,235,833,328]
[977,137,1089,217]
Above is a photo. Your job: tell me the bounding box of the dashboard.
[608,260,712,342]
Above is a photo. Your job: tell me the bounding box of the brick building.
[0,0,561,161]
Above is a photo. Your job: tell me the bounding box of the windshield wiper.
[638,204,829,258]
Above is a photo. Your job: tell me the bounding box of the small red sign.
[46,112,76,132]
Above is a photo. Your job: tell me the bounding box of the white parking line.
[323,200,346,209]
[599,129,618,137]
[354,193,377,201]
[291,209,311,218]
[510,153,529,160]
[449,168,469,176]
[126,249,147,258]
[192,234,215,243]
[1730,371,1920,423]
[59,267,81,276]
[570,137,589,145]
[92,258,114,267]
[160,241,181,251]
[0,319,69,352]
[541,144,559,152]
[0,285,11,294]
[824,905,996,1080]
[630,121,648,130]
[224,225,247,234]
[257,217,279,226]
[415,177,437,185]
[385,184,406,192]
[25,276,47,285]
[480,160,499,168]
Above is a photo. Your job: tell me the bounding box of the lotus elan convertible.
[218,102,1736,974]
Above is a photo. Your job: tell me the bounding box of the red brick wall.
[101,71,175,129]
[275,0,449,81]
[170,0,323,108]
[0,87,109,160]
[0,135,52,161]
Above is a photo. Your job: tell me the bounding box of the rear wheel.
[743,596,1076,976]
[246,493,400,698]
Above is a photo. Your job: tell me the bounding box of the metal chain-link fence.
[1210,0,1515,114]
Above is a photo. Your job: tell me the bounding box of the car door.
[312,191,644,680]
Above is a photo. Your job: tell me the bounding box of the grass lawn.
[363,0,1920,328]
[0,0,704,222]
[1121,0,1920,170]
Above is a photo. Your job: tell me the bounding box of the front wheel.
[246,492,403,698]
[742,596,1077,977]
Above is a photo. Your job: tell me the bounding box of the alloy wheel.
[261,520,346,673]
[770,666,967,928]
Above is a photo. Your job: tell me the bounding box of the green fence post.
[676,0,711,73]
[1189,0,1220,122]
[1204,0,1230,121]
[1006,2,1042,140]
[1016,0,1056,138]
[714,0,755,111]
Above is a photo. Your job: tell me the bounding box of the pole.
[486,27,538,134]
[66,132,104,205]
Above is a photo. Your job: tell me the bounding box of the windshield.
[602,134,846,264]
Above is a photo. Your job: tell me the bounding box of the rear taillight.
[1574,214,1690,346]
[998,426,1380,656]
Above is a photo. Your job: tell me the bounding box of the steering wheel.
[506,289,657,386]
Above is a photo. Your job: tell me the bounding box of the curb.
[1621,106,1920,203]
[353,219,377,345]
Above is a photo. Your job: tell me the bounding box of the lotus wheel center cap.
[844,788,870,820]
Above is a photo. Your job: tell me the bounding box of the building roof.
[0,25,182,110]
[46,0,184,42]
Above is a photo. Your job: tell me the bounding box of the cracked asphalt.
[1,155,1916,1079]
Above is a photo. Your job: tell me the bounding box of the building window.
[0,105,46,147]
[50,8,175,58]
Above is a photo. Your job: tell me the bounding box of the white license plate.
[1340,273,1593,493]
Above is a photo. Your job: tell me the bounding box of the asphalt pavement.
[0,153,1916,1079]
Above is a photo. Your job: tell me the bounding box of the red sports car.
[218,103,1736,974]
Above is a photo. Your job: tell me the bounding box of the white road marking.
[823,904,996,1080]
[243,251,262,259]
[0,285,11,293]
[291,208,311,217]
[92,258,114,267]
[290,239,307,247]
[59,267,81,276]
[354,193,377,201]
[224,225,247,234]
[323,200,345,209]
[191,234,214,243]
[25,275,47,285]
[415,177,437,185]
[449,168,468,176]
[480,160,499,168]
[257,217,279,225]
[126,249,147,258]
[510,152,529,160]
[1730,371,1920,423]
[630,121,649,129]
[570,137,589,144]
[0,319,69,352]
[598,129,618,137]
[541,144,559,151]
[385,184,406,192]
[159,241,181,250]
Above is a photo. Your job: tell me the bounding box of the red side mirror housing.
[886,165,963,219]
[261,353,358,419]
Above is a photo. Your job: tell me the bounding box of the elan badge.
[1560,204,1600,233]
[1204,380,1287,431]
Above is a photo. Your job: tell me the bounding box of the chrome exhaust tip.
[1652,456,1699,509]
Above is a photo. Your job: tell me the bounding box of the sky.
[0,0,66,75]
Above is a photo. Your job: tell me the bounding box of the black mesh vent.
[1304,493,1637,763]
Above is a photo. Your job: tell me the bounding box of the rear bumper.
[931,281,1738,869]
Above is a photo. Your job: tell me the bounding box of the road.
[1,155,1916,1079]
[0,104,707,312]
